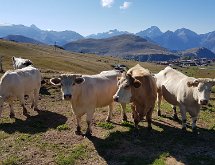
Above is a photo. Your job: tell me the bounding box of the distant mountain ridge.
[63,34,215,61]
[0,24,84,45]
[86,29,130,39]
[1,24,215,54]
[87,26,215,53]
[136,26,215,53]
[3,35,44,45]
[63,34,179,61]
[180,47,215,59]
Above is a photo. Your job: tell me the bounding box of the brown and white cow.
[0,66,41,118]
[155,66,215,131]
[113,64,157,130]
[50,70,127,136]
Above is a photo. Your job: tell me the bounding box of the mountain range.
[0,24,215,53]
[0,24,83,45]
[63,34,215,61]
[88,27,215,53]
[0,24,215,61]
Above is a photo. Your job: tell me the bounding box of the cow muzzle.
[63,94,72,100]
[200,99,208,105]
[113,96,119,102]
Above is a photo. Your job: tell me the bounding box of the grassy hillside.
[0,39,165,74]
[0,39,215,165]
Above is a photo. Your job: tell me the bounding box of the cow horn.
[187,79,199,87]
[50,77,61,86]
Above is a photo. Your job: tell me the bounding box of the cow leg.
[86,110,94,136]
[172,105,179,121]
[146,107,153,131]
[121,103,127,121]
[106,102,113,122]
[8,100,15,118]
[0,106,3,118]
[191,116,197,131]
[179,105,187,131]
[19,95,28,116]
[75,115,82,135]
[132,104,139,128]
[29,93,34,109]
[157,88,162,116]
[33,89,40,111]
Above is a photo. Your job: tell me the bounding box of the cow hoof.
[75,130,82,135]
[182,127,187,131]
[192,127,197,133]
[148,126,152,131]
[173,114,179,121]
[105,118,111,122]
[122,116,128,122]
[122,119,128,123]
[9,113,15,118]
[34,108,39,111]
[85,131,92,137]
[23,111,30,117]
[157,110,161,116]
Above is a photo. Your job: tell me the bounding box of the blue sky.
[0,0,214,36]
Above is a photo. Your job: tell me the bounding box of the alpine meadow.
[0,40,214,165]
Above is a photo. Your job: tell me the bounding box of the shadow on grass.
[0,110,67,134]
[88,120,215,165]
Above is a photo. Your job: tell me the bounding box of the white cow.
[0,66,41,118]
[50,70,127,136]
[12,56,33,69]
[155,66,215,131]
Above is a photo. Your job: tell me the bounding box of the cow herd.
[0,57,215,136]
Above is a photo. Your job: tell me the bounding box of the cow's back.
[0,66,41,96]
[155,66,194,105]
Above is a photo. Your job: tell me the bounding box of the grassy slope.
[0,39,214,165]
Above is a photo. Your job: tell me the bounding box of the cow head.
[113,72,141,103]
[12,56,33,69]
[50,74,85,100]
[187,78,215,105]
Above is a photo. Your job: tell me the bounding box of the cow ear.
[187,79,199,87]
[75,77,85,84]
[117,76,121,81]
[133,79,141,88]
[50,77,61,86]
[12,56,15,63]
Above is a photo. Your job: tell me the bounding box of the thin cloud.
[101,0,114,8]
[120,1,132,10]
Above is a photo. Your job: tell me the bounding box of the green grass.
[56,124,70,131]
[55,144,87,165]
[96,122,115,130]
[152,152,169,165]
[121,120,134,127]
[0,40,215,165]
[0,131,9,140]
[1,156,22,165]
